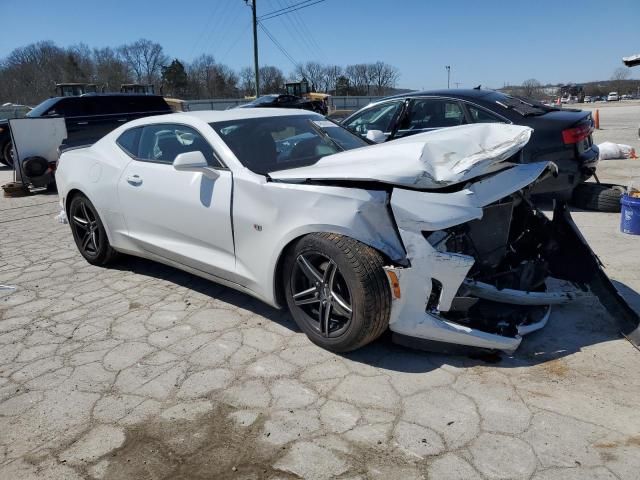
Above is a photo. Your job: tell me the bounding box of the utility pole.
[246,0,260,97]
[445,65,451,89]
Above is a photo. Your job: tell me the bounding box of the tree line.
[0,39,400,105]
[502,68,638,100]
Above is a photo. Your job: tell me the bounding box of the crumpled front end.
[386,163,639,353]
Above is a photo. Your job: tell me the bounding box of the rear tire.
[283,233,391,352]
[68,193,118,266]
[1,140,14,167]
[571,182,624,213]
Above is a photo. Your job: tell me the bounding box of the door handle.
[126,174,142,186]
[76,121,89,125]
[117,118,127,122]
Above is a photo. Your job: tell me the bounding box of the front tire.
[283,233,391,352]
[68,194,118,265]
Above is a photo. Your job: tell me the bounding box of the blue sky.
[2,0,639,89]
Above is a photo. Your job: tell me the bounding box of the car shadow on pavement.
[112,255,640,375]
[111,255,303,333]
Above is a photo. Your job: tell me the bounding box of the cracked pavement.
[1,106,640,479]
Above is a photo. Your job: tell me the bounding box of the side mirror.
[173,151,219,180]
[366,129,386,143]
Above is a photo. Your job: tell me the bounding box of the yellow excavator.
[284,80,330,115]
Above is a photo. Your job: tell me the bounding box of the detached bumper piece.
[464,279,593,306]
[549,202,640,349]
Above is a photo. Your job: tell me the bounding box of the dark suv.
[0,94,172,166]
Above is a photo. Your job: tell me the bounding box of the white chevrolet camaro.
[55,109,639,353]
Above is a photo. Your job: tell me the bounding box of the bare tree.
[345,64,370,95]
[611,67,631,94]
[294,61,325,91]
[369,61,399,95]
[259,66,285,94]
[189,55,237,98]
[118,39,168,86]
[1,41,66,104]
[63,43,94,83]
[239,67,255,97]
[93,47,130,91]
[322,65,342,93]
[522,78,542,99]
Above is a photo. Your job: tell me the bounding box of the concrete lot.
[0,103,639,480]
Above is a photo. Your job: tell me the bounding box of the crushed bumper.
[387,175,640,353]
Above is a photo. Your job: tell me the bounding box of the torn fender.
[270,124,532,189]
[549,202,640,349]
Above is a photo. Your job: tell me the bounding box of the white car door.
[116,123,236,281]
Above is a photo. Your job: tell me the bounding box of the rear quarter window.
[116,127,142,157]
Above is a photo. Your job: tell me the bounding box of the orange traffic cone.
[594,109,600,130]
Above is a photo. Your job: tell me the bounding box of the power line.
[271,0,319,65]
[260,0,326,21]
[258,21,299,68]
[286,0,328,63]
[259,0,316,19]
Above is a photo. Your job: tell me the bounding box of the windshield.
[26,97,59,117]
[210,114,368,175]
[248,95,278,106]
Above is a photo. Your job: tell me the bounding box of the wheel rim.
[70,200,101,256]
[290,252,353,338]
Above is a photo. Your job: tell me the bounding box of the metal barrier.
[179,96,386,112]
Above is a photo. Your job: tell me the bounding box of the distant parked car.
[607,92,620,101]
[0,94,172,167]
[238,94,328,115]
[341,89,598,200]
[584,95,593,103]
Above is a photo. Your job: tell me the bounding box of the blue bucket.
[621,194,640,235]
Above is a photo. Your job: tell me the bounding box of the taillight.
[562,123,593,144]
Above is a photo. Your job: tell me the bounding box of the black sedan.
[238,94,328,115]
[342,89,599,200]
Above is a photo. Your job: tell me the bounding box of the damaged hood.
[270,123,533,189]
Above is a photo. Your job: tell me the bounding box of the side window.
[56,98,89,117]
[116,127,142,157]
[406,99,466,130]
[344,101,403,135]
[467,104,505,124]
[137,124,222,167]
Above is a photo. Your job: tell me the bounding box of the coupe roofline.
[122,108,321,128]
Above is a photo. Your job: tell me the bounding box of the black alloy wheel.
[68,194,118,265]
[291,252,354,338]
[284,233,391,352]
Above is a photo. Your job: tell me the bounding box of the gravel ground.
[0,104,639,480]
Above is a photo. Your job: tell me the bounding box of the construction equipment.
[55,83,100,97]
[284,79,330,114]
[120,84,155,94]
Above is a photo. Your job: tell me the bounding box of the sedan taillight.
[562,123,593,144]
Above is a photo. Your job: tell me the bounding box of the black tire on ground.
[68,193,118,266]
[283,232,391,352]
[571,182,625,213]
[1,140,13,167]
